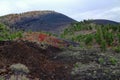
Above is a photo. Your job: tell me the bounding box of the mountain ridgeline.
[0,10,120,35]
[0,11,76,34]
[88,19,119,25]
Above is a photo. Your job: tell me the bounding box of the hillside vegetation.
[61,20,120,52]
[0,23,23,41]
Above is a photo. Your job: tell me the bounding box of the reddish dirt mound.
[0,41,72,80]
[22,32,70,48]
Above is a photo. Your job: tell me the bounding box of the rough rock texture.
[0,41,71,80]
[0,41,120,80]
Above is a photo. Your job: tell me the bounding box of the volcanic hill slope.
[88,19,119,25]
[0,11,76,34]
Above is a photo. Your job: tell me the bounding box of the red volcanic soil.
[0,41,72,80]
[22,32,70,48]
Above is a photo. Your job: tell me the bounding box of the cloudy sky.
[0,0,120,22]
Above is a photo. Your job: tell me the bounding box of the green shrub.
[0,23,23,41]
[63,28,69,35]
[85,34,93,45]
[109,57,117,65]
[117,34,120,43]
[100,40,107,51]
[74,34,86,42]
[95,33,101,44]
[95,26,103,44]
[60,34,65,38]
[102,26,114,46]
[98,57,104,64]
[74,63,79,68]
[16,31,23,38]
[114,46,120,53]
[118,25,120,32]
[0,23,10,41]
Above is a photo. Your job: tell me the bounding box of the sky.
[0,0,120,22]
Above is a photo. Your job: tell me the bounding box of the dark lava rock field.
[0,41,120,80]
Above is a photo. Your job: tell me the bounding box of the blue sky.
[0,0,120,22]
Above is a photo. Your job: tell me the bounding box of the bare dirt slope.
[0,41,72,80]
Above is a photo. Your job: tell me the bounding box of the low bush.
[109,57,117,65]
[100,40,107,51]
[85,34,93,45]
[114,46,120,53]
[0,23,23,41]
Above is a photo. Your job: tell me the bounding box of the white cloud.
[71,7,120,22]
[0,0,120,22]
[0,0,81,15]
